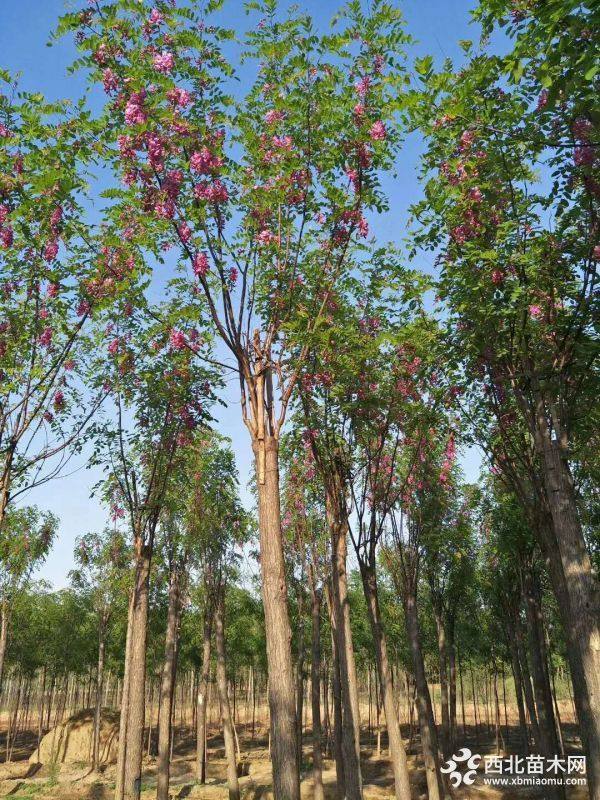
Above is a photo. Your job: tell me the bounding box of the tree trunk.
[433,606,450,760]
[115,588,135,800]
[403,588,444,800]
[0,598,8,696]
[253,435,299,800]
[156,569,181,800]
[534,429,600,799]
[93,613,107,770]
[295,592,305,775]
[507,630,528,753]
[522,572,560,760]
[196,603,212,783]
[360,564,412,800]
[446,616,457,753]
[310,582,324,800]
[327,486,363,800]
[328,604,346,800]
[122,543,152,800]
[215,583,240,800]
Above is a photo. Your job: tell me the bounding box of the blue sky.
[1,0,482,587]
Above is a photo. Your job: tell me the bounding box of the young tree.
[70,528,129,769]
[88,307,216,800]
[0,506,56,693]
[58,3,409,795]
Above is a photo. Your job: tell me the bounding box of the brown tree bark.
[327,483,363,800]
[521,570,560,762]
[403,590,444,800]
[531,416,600,799]
[309,579,324,800]
[0,598,8,697]
[507,629,529,753]
[360,565,412,800]
[432,605,450,760]
[215,583,240,800]
[93,610,108,770]
[122,543,152,800]
[253,435,299,800]
[196,603,212,783]
[156,569,182,800]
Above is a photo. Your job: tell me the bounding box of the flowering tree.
[411,1,600,789]
[294,260,450,800]
[0,80,133,527]
[87,304,216,800]
[58,1,410,795]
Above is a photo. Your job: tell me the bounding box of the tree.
[58,3,410,795]
[88,306,216,800]
[70,528,129,769]
[0,506,56,693]
[411,2,600,790]
[0,79,131,528]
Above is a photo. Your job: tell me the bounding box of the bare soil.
[0,721,589,800]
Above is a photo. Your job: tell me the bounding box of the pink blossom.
[190,147,222,174]
[102,68,119,93]
[108,338,120,355]
[0,228,13,248]
[169,329,187,350]
[257,229,276,245]
[272,135,293,149]
[148,7,163,26]
[0,205,9,224]
[355,76,371,97]
[77,299,91,316]
[592,245,600,261]
[529,304,542,319]
[491,269,504,285]
[193,251,209,277]
[537,89,548,111]
[43,411,54,423]
[0,125,12,138]
[572,118,593,142]
[64,359,75,371]
[146,134,164,169]
[178,222,192,243]
[193,180,228,203]
[118,135,136,160]
[229,267,238,285]
[574,146,595,167]
[47,283,59,298]
[459,130,475,151]
[264,110,285,124]
[53,391,65,410]
[369,120,386,141]
[39,307,49,320]
[154,199,175,218]
[167,87,192,107]
[124,92,147,125]
[50,206,63,229]
[44,240,59,262]
[39,327,53,347]
[153,51,174,74]
[469,186,483,202]
[357,216,369,238]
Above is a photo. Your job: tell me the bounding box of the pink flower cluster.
[193,179,229,203]
[124,91,147,126]
[193,251,209,277]
[153,51,174,74]
[190,147,223,174]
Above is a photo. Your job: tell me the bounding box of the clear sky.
[1,0,481,587]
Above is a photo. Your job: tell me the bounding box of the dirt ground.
[0,722,589,800]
